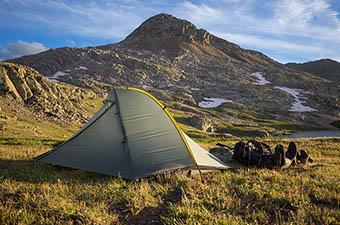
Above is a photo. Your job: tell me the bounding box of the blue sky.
[1,0,339,63]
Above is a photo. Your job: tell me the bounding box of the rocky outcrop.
[173,89,196,106]
[190,115,215,132]
[0,62,98,124]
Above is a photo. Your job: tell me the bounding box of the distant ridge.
[286,59,340,82]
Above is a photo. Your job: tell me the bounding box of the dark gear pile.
[210,140,313,169]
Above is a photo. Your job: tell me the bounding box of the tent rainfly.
[36,88,231,179]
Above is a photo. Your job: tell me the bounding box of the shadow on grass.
[0,159,111,184]
[309,194,339,210]
[0,158,191,185]
[234,192,299,224]
[0,158,189,224]
[1,187,90,224]
[229,177,299,224]
[109,183,185,225]
[0,138,63,146]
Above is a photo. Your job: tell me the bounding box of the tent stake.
[198,167,204,183]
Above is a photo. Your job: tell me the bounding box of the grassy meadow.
[1,137,339,224]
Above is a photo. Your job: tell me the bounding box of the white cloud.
[176,1,222,23]
[267,0,340,40]
[0,40,48,60]
[0,0,339,62]
[173,0,340,40]
[1,0,148,39]
[272,0,327,28]
[271,0,340,28]
[172,0,340,62]
[215,32,340,62]
[216,32,323,54]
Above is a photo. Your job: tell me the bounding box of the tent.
[36,87,231,179]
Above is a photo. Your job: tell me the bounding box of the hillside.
[286,59,340,83]
[8,13,340,129]
[0,62,102,140]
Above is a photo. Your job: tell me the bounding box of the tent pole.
[114,89,135,178]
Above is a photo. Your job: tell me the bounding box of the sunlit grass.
[1,138,339,224]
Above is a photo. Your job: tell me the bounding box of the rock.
[190,115,214,132]
[213,133,234,138]
[156,80,172,89]
[12,116,17,121]
[174,90,196,106]
[209,147,234,164]
[171,102,203,115]
[0,122,7,130]
[253,130,270,137]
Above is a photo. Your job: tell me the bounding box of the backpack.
[286,142,298,165]
[233,140,275,169]
[273,144,286,168]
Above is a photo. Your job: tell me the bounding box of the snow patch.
[198,98,233,108]
[275,86,317,112]
[75,66,88,70]
[191,88,200,91]
[48,71,68,82]
[251,72,270,85]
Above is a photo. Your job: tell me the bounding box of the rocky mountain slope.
[8,13,340,129]
[0,62,99,125]
[286,59,340,83]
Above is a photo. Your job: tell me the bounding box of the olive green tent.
[36,88,230,179]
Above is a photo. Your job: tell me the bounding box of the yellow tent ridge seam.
[127,87,198,166]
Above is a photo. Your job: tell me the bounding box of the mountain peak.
[120,13,212,53]
[146,13,194,25]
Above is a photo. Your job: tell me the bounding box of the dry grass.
[0,138,339,224]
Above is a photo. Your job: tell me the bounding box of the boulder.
[253,130,270,137]
[213,133,234,138]
[190,115,214,132]
[0,122,8,131]
[209,147,234,164]
[173,90,197,106]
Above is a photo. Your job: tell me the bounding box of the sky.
[0,0,339,63]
